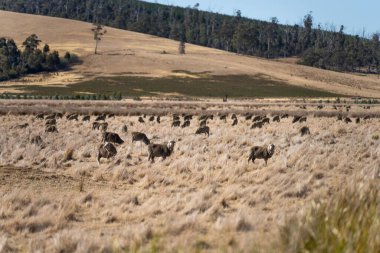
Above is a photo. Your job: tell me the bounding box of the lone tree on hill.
[179,40,186,55]
[91,24,107,54]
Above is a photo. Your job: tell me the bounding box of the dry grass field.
[1,10,380,98]
[0,100,379,252]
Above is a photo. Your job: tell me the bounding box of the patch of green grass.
[3,74,339,98]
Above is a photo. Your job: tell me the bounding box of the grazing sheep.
[45,119,56,126]
[102,132,124,144]
[156,116,161,124]
[355,118,360,124]
[172,120,181,127]
[108,114,115,118]
[248,144,275,165]
[232,118,238,126]
[245,114,253,120]
[97,142,117,164]
[132,132,150,145]
[173,115,180,121]
[36,113,44,119]
[16,123,29,129]
[231,114,237,120]
[138,117,145,123]
[261,117,270,124]
[82,115,91,121]
[299,117,307,123]
[292,116,301,123]
[149,116,155,121]
[66,113,77,120]
[195,126,210,136]
[99,122,108,131]
[300,126,310,136]
[45,114,56,120]
[199,120,207,127]
[45,125,58,133]
[96,114,107,121]
[67,114,78,121]
[121,125,128,133]
[251,121,263,129]
[219,114,227,121]
[30,135,43,146]
[181,120,191,128]
[184,115,192,121]
[272,115,280,122]
[55,113,63,118]
[92,121,100,130]
[253,116,262,122]
[337,115,343,121]
[344,117,352,123]
[148,141,176,163]
[281,114,289,119]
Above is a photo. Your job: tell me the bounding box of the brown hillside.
[1,10,380,97]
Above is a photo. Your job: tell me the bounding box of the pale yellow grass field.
[0,102,379,252]
[1,10,380,97]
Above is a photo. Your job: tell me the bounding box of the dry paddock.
[0,100,379,252]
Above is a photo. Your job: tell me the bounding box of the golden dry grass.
[0,101,379,252]
[1,10,380,97]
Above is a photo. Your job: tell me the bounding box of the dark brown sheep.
[184,115,193,121]
[67,114,78,121]
[281,114,289,119]
[35,113,44,119]
[199,120,207,127]
[219,114,227,121]
[45,125,58,133]
[45,119,56,126]
[253,116,262,122]
[149,116,155,121]
[148,141,176,163]
[102,132,124,144]
[156,116,161,124]
[272,116,280,122]
[355,118,360,124]
[300,126,310,136]
[16,123,29,129]
[92,121,100,130]
[45,114,56,120]
[172,120,181,127]
[299,117,307,123]
[344,117,352,123]
[96,114,107,121]
[248,144,275,165]
[132,132,150,145]
[97,142,117,164]
[55,113,63,118]
[231,114,237,120]
[337,115,343,121]
[292,116,301,123]
[232,118,238,126]
[82,115,91,121]
[195,126,210,136]
[138,117,145,123]
[261,117,270,124]
[31,135,43,146]
[251,121,263,129]
[181,120,190,128]
[173,115,180,121]
[121,125,128,133]
[245,114,253,120]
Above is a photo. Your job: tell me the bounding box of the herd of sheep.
[27,103,374,166]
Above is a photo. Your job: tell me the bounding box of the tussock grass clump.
[279,181,380,253]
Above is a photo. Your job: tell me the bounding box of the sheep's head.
[267,144,275,155]
[167,140,176,151]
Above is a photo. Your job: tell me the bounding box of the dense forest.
[0,34,74,81]
[1,0,379,74]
